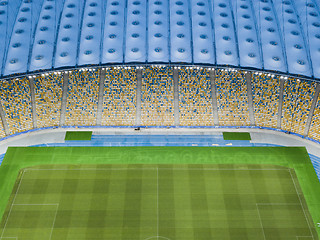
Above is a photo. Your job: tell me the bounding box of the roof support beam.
[28,77,37,129]
[96,68,106,126]
[209,69,219,125]
[135,68,142,126]
[245,72,255,126]
[0,101,9,136]
[59,72,69,126]
[173,68,180,126]
[277,78,285,129]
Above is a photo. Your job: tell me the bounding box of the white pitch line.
[256,203,300,205]
[12,204,58,206]
[0,170,25,240]
[49,204,59,240]
[25,168,288,171]
[157,167,159,239]
[256,204,267,240]
[289,169,315,240]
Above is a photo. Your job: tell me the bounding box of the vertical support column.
[304,83,320,137]
[209,69,219,126]
[245,72,255,126]
[29,77,37,129]
[277,78,285,129]
[59,72,69,127]
[0,101,9,136]
[173,67,180,126]
[136,68,142,126]
[96,68,106,126]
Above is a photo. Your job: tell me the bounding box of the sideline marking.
[156,167,159,238]
[289,169,314,240]
[256,203,314,240]
[25,168,288,171]
[0,171,25,240]
[0,169,59,240]
[256,204,266,240]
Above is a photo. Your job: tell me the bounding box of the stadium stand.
[65,69,99,126]
[101,67,137,125]
[179,68,214,126]
[215,69,250,126]
[281,78,299,132]
[0,66,320,144]
[309,97,320,141]
[0,78,33,135]
[0,121,5,138]
[281,78,316,135]
[141,66,174,126]
[34,73,63,128]
[289,80,316,135]
[251,73,280,128]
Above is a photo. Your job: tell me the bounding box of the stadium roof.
[1,0,320,79]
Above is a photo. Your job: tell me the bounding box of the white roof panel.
[54,0,84,68]
[102,0,125,64]
[213,0,239,66]
[125,0,147,63]
[170,0,192,63]
[78,0,103,66]
[147,0,169,63]
[29,0,63,72]
[191,0,215,64]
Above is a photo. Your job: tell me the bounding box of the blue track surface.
[1,134,319,180]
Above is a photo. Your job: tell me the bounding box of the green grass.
[0,147,319,239]
[64,131,92,141]
[223,132,251,140]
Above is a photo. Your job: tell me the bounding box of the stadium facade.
[0,0,320,143]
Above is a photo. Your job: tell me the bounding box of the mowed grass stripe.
[159,166,176,239]
[188,166,212,239]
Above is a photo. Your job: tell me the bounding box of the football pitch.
[0,147,320,239]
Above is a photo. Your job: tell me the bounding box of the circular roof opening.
[131,48,139,52]
[272,56,280,61]
[35,55,43,60]
[10,58,18,64]
[201,49,208,54]
[12,43,21,48]
[60,52,68,57]
[62,37,70,42]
